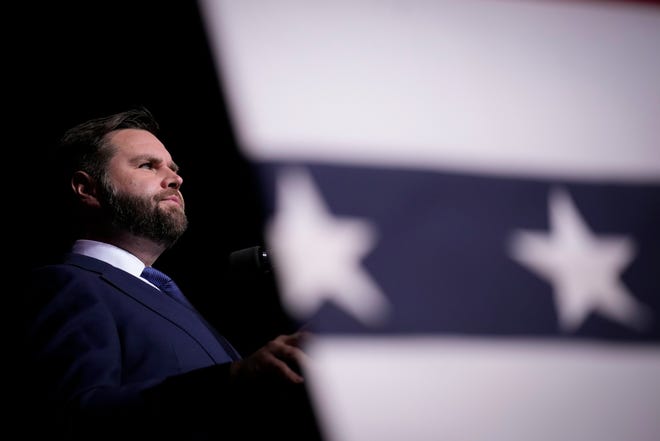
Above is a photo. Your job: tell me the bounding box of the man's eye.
[139,162,154,169]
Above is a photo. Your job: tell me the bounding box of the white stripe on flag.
[303,337,660,441]
[200,0,660,182]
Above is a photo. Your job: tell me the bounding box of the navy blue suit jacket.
[22,253,247,440]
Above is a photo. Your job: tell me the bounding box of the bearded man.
[22,107,319,441]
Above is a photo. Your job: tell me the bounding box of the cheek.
[122,176,156,193]
[114,180,159,205]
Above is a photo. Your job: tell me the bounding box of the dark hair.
[57,106,160,183]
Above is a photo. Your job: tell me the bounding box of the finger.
[274,345,314,379]
[268,354,305,383]
[279,330,313,347]
[273,342,308,363]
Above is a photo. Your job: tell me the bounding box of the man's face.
[98,128,188,247]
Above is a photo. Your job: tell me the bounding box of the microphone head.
[229,245,272,275]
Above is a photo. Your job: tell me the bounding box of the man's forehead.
[107,129,178,170]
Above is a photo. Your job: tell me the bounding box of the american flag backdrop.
[198,0,660,440]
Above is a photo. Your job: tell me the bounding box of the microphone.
[229,245,273,275]
[229,246,306,335]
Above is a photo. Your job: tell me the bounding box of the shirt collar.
[71,239,146,279]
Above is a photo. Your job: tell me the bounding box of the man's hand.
[231,331,312,384]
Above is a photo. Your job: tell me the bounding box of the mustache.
[157,190,184,206]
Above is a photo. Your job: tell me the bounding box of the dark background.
[13,2,296,355]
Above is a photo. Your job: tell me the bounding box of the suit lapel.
[65,253,235,363]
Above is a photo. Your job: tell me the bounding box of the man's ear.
[71,171,101,208]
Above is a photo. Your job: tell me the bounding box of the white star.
[265,167,391,326]
[508,187,652,333]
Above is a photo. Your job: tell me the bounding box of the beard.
[99,180,188,248]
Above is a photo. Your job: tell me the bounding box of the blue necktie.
[141,266,192,308]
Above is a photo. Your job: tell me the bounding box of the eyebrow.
[133,154,180,173]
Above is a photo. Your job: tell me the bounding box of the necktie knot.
[141,266,191,307]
